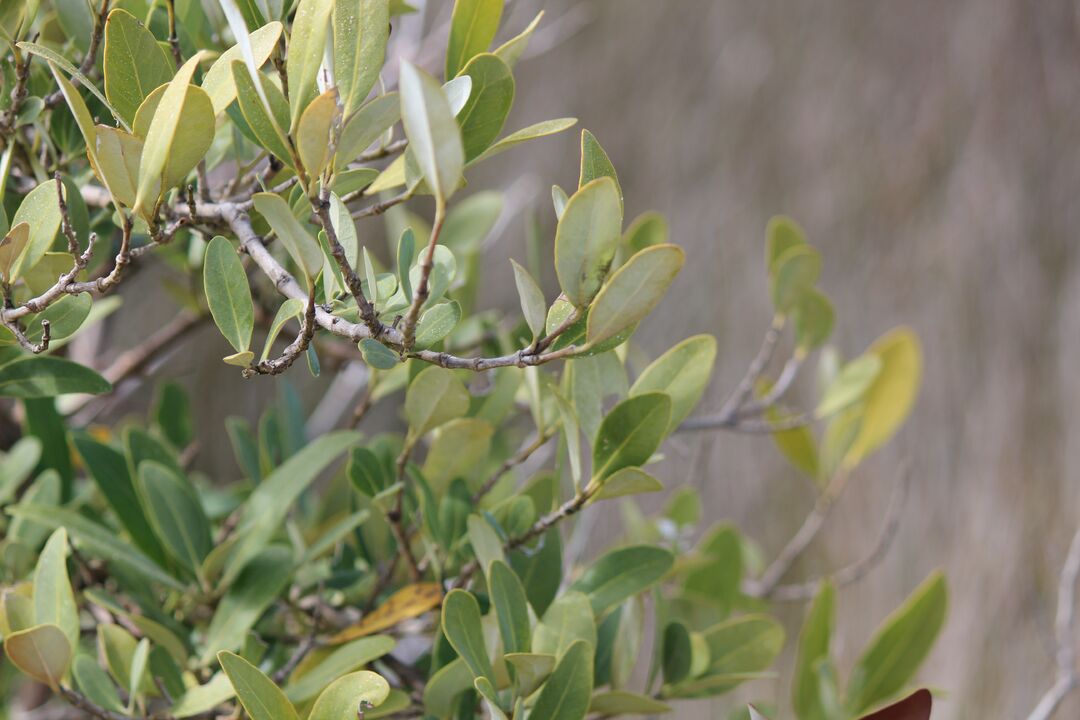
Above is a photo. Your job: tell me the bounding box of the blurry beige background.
[96,0,1080,717]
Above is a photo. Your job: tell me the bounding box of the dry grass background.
[90,1,1080,717]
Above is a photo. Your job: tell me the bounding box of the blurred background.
[79,0,1080,716]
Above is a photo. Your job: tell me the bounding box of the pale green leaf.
[529,640,593,720]
[456,53,514,162]
[253,192,324,279]
[32,529,79,652]
[510,259,546,339]
[554,177,622,306]
[333,0,389,117]
[204,235,254,353]
[3,623,70,689]
[219,651,300,720]
[400,61,464,202]
[586,244,684,347]
[287,0,334,131]
[471,117,576,165]
[202,21,283,115]
[445,0,503,78]
[441,589,493,682]
[102,8,174,125]
[630,334,717,433]
[405,366,469,438]
[309,671,391,720]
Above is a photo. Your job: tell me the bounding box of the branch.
[760,468,911,602]
[1,317,49,353]
[389,447,422,583]
[57,686,128,720]
[399,201,446,351]
[471,429,556,503]
[1027,527,1080,720]
[243,287,317,377]
[745,470,852,598]
[312,191,383,336]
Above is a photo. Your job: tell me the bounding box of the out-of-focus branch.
[1027,528,1080,720]
[763,469,911,602]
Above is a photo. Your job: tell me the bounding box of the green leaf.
[586,244,684,347]
[770,244,821,315]
[489,560,531,654]
[26,294,92,343]
[405,366,469,438]
[843,328,923,467]
[630,334,717,433]
[0,438,41,505]
[765,215,807,275]
[456,54,514,162]
[397,227,415,302]
[554,177,623,306]
[579,130,622,212]
[532,591,596,658]
[504,653,555,697]
[137,462,212,578]
[3,623,70,689]
[0,356,110,398]
[769,410,819,479]
[129,638,150,709]
[219,651,300,720]
[204,236,254,354]
[10,179,61,280]
[441,589,493,682]
[358,338,399,369]
[623,211,669,255]
[816,354,882,419]
[846,572,946,715]
[493,10,542,67]
[472,117,577,165]
[231,61,293,165]
[590,393,671,483]
[309,671,391,720]
[571,545,673,614]
[333,0,389,117]
[169,673,236,718]
[683,525,743,613]
[510,528,562,616]
[445,0,503,79]
[73,654,125,713]
[5,504,184,590]
[285,636,395,702]
[261,299,305,361]
[422,418,492,490]
[793,289,835,350]
[529,640,593,720]
[414,301,462,349]
[88,126,141,208]
[135,54,203,215]
[102,8,174,126]
[202,21,283,115]
[793,581,835,720]
[590,691,672,716]
[662,622,692,685]
[222,431,356,581]
[337,93,401,168]
[590,467,663,501]
[668,615,785,697]
[400,61,465,202]
[0,222,30,283]
[200,546,292,663]
[510,259,546,340]
[287,0,334,131]
[32,529,79,652]
[253,192,324,280]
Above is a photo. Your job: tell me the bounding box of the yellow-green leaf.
[135,53,203,215]
[202,21,283,115]
[471,117,576,165]
[92,126,143,208]
[230,61,293,165]
[405,366,469,438]
[328,584,442,644]
[32,528,79,652]
[296,90,338,182]
[219,651,300,720]
[10,179,62,281]
[309,671,391,720]
[3,623,70,689]
[843,327,923,467]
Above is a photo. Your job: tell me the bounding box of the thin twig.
[43,0,110,109]
[471,429,555,503]
[244,288,317,377]
[1027,528,1080,720]
[58,686,128,720]
[761,468,911,602]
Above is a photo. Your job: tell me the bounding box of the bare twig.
[761,468,911,602]
[1,317,49,353]
[746,470,852,598]
[471,429,556,503]
[1027,528,1080,720]
[389,446,423,583]
[244,288,318,377]
[313,190,383,336]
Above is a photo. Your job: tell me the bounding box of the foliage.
[0,1,942,719]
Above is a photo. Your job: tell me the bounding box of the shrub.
[0,1,943,719]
